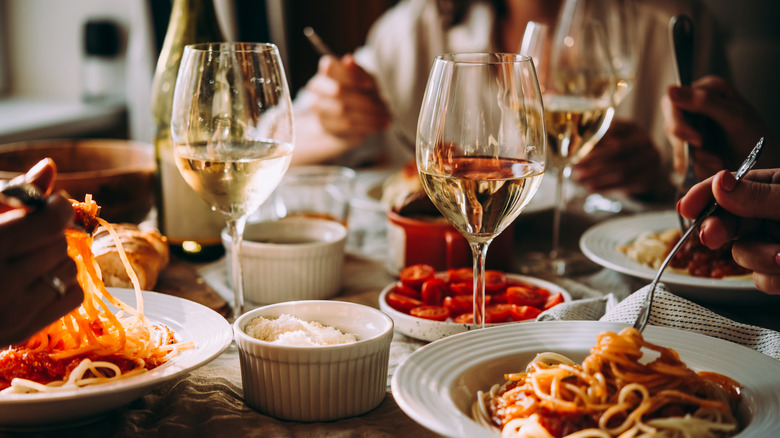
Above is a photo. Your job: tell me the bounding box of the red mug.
[386,210,514,275]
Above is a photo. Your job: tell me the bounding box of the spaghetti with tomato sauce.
[472,328,741,438]
[0,196,191,394]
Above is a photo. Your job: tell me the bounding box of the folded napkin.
[539,283,780,361]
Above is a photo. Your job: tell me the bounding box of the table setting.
[3,5,780,438]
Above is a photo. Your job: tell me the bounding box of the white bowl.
[222,218,347,304]
[233,301,394,422]
[379,273,571,342]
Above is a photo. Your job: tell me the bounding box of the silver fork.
[633,137,764,332]
[670,15,696,232]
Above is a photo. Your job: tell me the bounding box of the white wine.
[544,95,613,167]
[419,157,544,243]
[175,140,293,220]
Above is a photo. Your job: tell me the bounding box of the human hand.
[0,159,83,346]
[661,75,772,179]
[305,54,392,146]
[572,119,667,197]
[678,168,780,294]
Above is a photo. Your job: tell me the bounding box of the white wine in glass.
[171,42,294,317]
[417,53,547,326]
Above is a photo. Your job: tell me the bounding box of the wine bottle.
[151,0,227,262]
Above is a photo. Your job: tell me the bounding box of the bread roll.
[381,160,440,217]
[92,223,170,291]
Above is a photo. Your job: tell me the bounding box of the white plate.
[0,288,233,429]
[379,273,571,342]
[579,211,774,303]
[391,320,780,438]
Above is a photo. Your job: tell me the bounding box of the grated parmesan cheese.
[244,314,357,346]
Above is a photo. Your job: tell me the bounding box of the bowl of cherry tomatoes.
[378,264,571,342]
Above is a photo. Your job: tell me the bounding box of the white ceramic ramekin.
[233,300,394,422]
[222,218,347,304]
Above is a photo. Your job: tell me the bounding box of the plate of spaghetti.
[578,211,774,304]
[391,321,780,438]
[0,196,232,429]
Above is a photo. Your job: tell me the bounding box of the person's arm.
[661,75,780,179]
[678,168,780,294]
[573,118,673,200]
[291,54,391,166]
[0,159,83,346]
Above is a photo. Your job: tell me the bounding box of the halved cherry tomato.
[491,291,509,304]
[443,295,473,316]
[453,313,474,324]
[506,285,549,308]
[399,264,435,290]
[386,292,423,314]
[484,270,508,293]
[410,305,450,322]
[421,277,447,305]
[448,281,473,295]
[543,292,565,310]
[447,267,473,283]
[392,281,421,299]
[485,303,514,323]
[510,305,542,321]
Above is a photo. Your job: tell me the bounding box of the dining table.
[3,167,780,438]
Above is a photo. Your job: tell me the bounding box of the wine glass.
[580,0,640,213]
[523,0,618,275]
[416,53,547,327]
[171,42,294,317]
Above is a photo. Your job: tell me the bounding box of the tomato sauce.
[670,236,751,278]
[0,349,143,391]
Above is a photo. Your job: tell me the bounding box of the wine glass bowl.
[416,53,546,326]
[171,42,294,316]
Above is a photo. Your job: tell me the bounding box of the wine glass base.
[516,250,600,277]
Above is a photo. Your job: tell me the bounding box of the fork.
[633,137,764,332]
[670,15,696,232]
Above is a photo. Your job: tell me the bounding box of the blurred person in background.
[0,159,82,347]
[662,75,779,179]
[292,0,724,201]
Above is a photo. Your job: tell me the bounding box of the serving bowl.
[233,300,394,422]
[0,138,155,223]
[379,272,571,342]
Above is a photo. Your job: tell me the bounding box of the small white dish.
[223,218,347,304]
[233,300,394,422]
[378,273,571,342]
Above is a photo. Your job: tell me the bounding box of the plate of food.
[579,211,772,303]
[378,264,571,342]
[0,288,232,429]
[391,320,780,438]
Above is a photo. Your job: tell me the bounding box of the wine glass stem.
[470,241,490,328]
[227,217,248,318]
[551,164,566,261]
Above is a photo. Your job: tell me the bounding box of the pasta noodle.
[618,229,751,279]
[473,328,741,438]
[0,196,192,394]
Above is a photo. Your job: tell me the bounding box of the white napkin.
[539,283,780,360]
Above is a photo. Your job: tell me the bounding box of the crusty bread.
[92,223,170,291]
[381,160,440,216]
